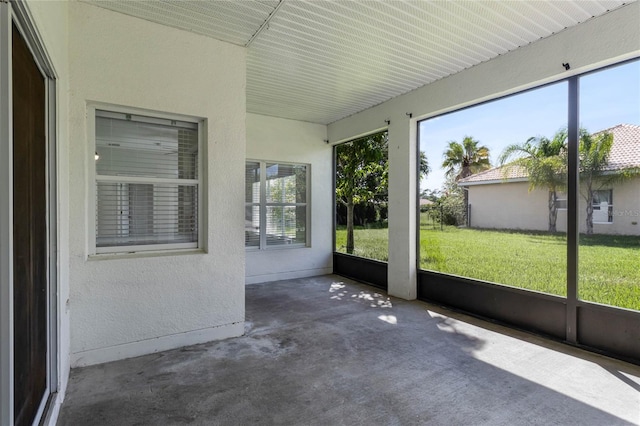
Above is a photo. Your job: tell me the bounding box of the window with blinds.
[94,109,200,253]
[245,161,309,249]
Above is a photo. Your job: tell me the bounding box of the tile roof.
[459,124,640,185]
[457,164,529,184]
[599,124,640,171]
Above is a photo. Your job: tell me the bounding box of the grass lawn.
[336,224,640,311]
[335,226,389,261]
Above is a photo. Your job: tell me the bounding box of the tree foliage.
[336,132,388,253]
[441,136,490,226]
[579,129,612,235]
[442,136,491,181]
[439,175,466,226]
[499,129,567,232]
[499,127,640,235]
[419,151,431,181]
[336,131,430,253]
[578,129,640,234]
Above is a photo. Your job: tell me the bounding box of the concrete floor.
[59,275,640,426]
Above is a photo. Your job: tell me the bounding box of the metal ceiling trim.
[245,0,285,47]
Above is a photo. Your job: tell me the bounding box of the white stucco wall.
[467,178,640,235]
[68,2,246,367]
[466,182,550,231]
[246,113,332,283]
[327,2,640,299]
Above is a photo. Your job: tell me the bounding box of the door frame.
[0,1,59,424]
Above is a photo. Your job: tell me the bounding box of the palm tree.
[442,136,490,180]
[579,129,612,235]
[419,151,431,181]
[578,128,640,235]
[442,136,490,226]
[499,129,567,233]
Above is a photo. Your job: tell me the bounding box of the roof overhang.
[458,177,530,187]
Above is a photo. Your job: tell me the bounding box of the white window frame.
[246,160,310,250]
[592,188,613,224]
[88,103,205,255]
[555,192,567,210]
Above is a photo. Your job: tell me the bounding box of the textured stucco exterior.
[467,182,550,231]
[67,3,246,367]
[245,113,332,283]
[466,178,640,235]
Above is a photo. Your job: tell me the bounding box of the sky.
[419,60,640,193]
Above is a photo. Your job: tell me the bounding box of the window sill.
[246,245,310,252]
[88,248,206,261]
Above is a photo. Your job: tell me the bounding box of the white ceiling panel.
[85,0,278,46]
[85,0,632,124]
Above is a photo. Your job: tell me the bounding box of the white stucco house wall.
[65,1,335,367]
[459,124,640,235]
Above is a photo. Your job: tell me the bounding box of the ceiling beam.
[245,0,285,48]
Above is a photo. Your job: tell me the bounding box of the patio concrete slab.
[58,275,640,425]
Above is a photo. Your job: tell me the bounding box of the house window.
[92,108,201,253]
[554,194,567,210]
[555,192,567,210]
[245,161,309,249]
[592,189,613,223]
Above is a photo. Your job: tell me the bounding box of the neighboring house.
[458,124,640,235]
[419,198,435,209]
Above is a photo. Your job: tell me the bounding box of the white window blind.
[95,110,199,252]
[592,189,613,223]
[246,161,308,249]
[555,192,568,210]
